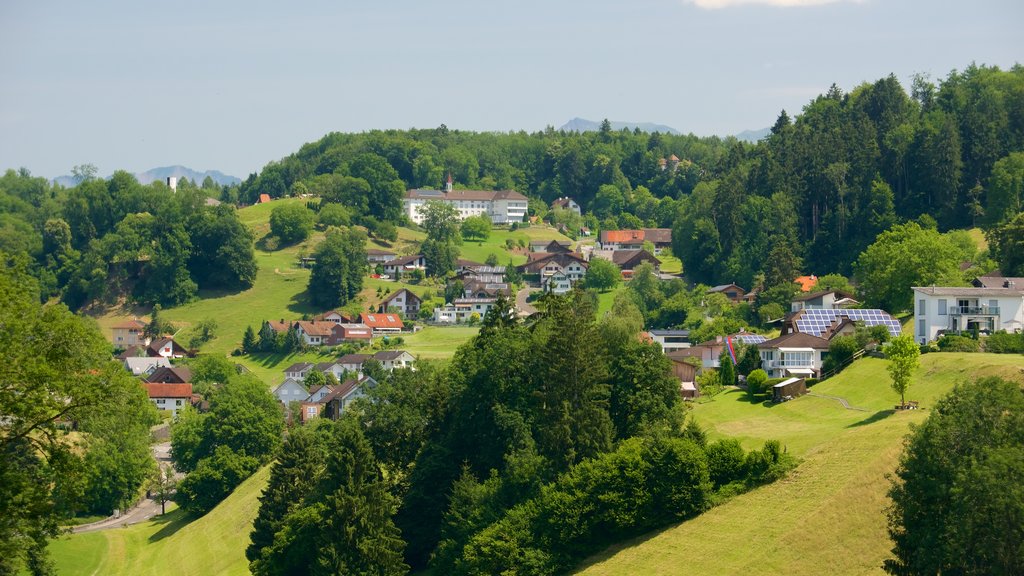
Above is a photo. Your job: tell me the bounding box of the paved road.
[73,441,176,533]
[516,286,539,316]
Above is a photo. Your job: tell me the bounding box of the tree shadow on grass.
[147,509,191,542]
[286,288,318,316]
[847,409,896,428]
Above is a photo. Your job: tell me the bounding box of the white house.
[373,350,415,371]
[551,197,581,215]
[647,330,692,354]
[757,332,831,379]
[284,362,314,381]
[790,290,859,313]
[273,378,309,406]
[366,248,398,264]
[912,285,1024,344]
[382,255,426,278]
[542,271,572,294]
[144,383,193,417]
[380,288,422,317]
[403,177,528,225]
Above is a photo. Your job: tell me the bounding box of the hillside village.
[3,63,1024,576]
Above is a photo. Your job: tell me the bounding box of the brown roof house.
[757,332,831,379]
[380,288,422,317]
[112,319,149,348]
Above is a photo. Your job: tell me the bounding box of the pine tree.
[718,348,736,387]
[258,321,277,353]
[242,325,257,354]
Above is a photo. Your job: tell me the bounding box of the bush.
[317,203,351,228]
[937,334,981,352]
[983,331,1024,354]
[705,439,746,487]
[269,203,314,245]
[746,369,768,396]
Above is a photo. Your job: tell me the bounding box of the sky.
[1,0,1021,180]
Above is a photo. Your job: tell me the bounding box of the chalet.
[284,362,315,381]
[322,376,378,420]
[380,288,422,317]
[520,252,589,285]
[360,313,404,334]
[790,290,858,313]
[757,332,831,379]
[708,283,750,304]
[273,378,308,406]
[528,239,572,254]
[367,248,398,264]
[542,271,572,294]
[295,320,335,346]
[144,382,193,417]
[112,319,149,348]
[609,249,660,273]
[146,365,192,384]
[382,254,426,278]
[338,354,371,374]
[123,356,171,377]
[147,337,189,359]
[666,351,700,399]
[551,197,581,215]
[315,310,353,324]
[373,350,415,371]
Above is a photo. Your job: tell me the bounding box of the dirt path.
[806,392,871,412]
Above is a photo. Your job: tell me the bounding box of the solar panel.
[794,309,901,338]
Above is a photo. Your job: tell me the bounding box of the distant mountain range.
[559,118,681,135]
[734,127,771,143]
[52,165,241,188]
[558,117,771,143]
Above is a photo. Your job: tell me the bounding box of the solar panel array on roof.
[794,309,902,338]
[734,334,767,344]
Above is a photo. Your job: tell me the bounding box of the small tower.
[166,176,178,192]
[444,172,453,193]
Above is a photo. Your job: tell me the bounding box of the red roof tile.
[359,313,404,329]
[145,382,193,398]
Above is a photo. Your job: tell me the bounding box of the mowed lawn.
[49,465,271,576]
[577,353,1024,576]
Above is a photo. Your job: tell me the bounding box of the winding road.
[72,441,177,533]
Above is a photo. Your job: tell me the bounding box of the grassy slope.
[577,353,1024,576]
[50,465,271,576]
[49,354,1022,576]
[91,202,575,385]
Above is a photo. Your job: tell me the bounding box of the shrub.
[746,369,768,396]
[269,203,314,245]
[984,331,1024,354]
[705,439,746,488]
[175,446,259,515]
[937,334,981,352]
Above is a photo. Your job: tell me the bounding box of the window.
[918,319,926,341]
[938,299,947,315]
[918,299,925,315]
[176,400,182,406]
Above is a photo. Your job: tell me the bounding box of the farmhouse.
[144,382,193,417]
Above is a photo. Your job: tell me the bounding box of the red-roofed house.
[360,313,404,334]
[144,382,193,417]
[112,319,149,348]
[599,229,646,250]
[295,320,335,346]
[258,193,272,204]
[328,323,373,345]
[794,275,818,292]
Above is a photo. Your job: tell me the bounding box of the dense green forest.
[1,64,1021,313]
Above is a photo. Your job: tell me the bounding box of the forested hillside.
[1,64,1021,315]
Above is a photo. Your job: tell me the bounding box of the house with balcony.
[647,329,692,353]
[790,290,859,312]
[912,285,1024,344]
[757,332,831,379]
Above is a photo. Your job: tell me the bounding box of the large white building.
[403,178,527,225]
[912,284,1024,344]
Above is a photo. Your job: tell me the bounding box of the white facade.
[404,189,527,225]
[273,378,309,405]
[758,348,823,379]
[648,330,691,354]
[151,396,188,417]
[912,286,1024,344]
[433,298,496,323]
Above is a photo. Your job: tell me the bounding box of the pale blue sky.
[1,0,1021,179]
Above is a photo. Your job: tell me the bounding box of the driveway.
[516,286,539,316]
[73,441,177,533]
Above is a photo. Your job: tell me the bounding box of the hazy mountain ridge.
[52,165,241,188]
[559,117,682,135]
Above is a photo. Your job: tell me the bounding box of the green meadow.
[50,353,1023,575]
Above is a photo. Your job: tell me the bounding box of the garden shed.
[772,377,807,403]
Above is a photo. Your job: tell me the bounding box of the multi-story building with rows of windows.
[403,175,528,225]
